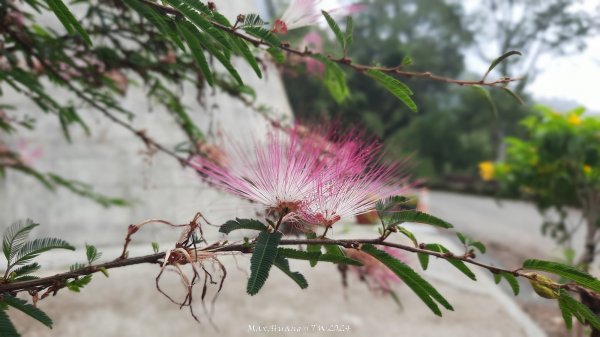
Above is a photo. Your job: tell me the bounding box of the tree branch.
[138,0,520,88]
[0,234,563,295]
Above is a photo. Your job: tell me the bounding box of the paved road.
[428,190,583,263]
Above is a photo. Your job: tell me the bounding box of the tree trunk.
[579,202,600,336]
[492,127,506,162]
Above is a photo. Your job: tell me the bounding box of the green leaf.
[46,0,92,46]
[401,55,413,66]
[3,294,52,328]
[396,226,418,247]
[168,0,231,50]
[0,309,19,337]
[417,253,429,270]
[278,247,362,266]
[306,231,321,267]
[99,267,109,277]
[501,272,520,296]
[219,218,267,234]
[122,0,185,50]
[3,220,38,262]
[241,13,265,28]
[247,231,282,295]
[312,54,350,104]
[277,248,321,261]
[13,238,75,266]
[47,174,129,208]
[345,16,354,48]
[470,242,486,254]
[211,11,232,27]
[501,87,525,105]
[362,244,453,316]
[424,244,476,281]
[243,27,281,47]
[152,242,159,254]
[273,255,308,289]
[196,29,243,85]
[267,47,285,64]
[559,290,600,331]
[455,233,486,254]
[323,244,344,257]
[493,272,502,284]
[180,0,232,27]
[318,253,363,266]
[12,275,40,282]
[387,210,453,229]
[177,21,214,86]
[322,10,345,52]
[376,196,413,219]
[232,38,262,78]
[366,69,417,112]
[66,275,92,292]
[177,0,212,15]
[57,106,89,143]
[11,263,40,278]
[557,297,573,329]
[85,244,101,264]
[482,50,522,81]
[472,85,498,117]
[523,259,600,294]
[69,262,87,271]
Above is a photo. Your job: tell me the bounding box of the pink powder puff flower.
[294,124,380,175]
[300,158,408,227]
[294,126,408,227]
[345,246,405,294]
[192,124,410,231]
[272,0,365,34]
[189,130,325,217]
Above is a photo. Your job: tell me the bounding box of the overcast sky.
[460,0,600,112]
[529,36,600,112]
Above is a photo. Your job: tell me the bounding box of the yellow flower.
[567,114,581,126]
[478,161,495,181]
[584,165,592,174]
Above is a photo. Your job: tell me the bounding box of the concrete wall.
[0,0,293,247]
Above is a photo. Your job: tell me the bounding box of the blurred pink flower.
[272,0,365,34]
[302,31,323,50]
[300,32,325,75]
[17,140,43,166]
[345,246,405,294]
[104,69,128,95]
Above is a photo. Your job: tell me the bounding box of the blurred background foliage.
[276,0,599,186]
[491,106,600,266]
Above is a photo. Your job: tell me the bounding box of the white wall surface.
[0,0,293,247]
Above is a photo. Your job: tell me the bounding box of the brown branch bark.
[0,236,531,295]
